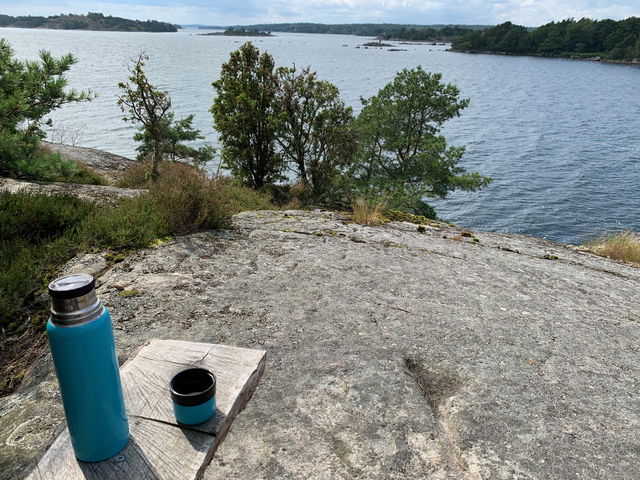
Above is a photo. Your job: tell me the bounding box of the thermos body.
[47,274,129,462]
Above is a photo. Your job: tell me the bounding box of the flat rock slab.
[2,210,640,479]
[24,340,265,480]
[0,177,144,207]
[42,142,136,183]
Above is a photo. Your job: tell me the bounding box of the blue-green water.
[3,28,639,244]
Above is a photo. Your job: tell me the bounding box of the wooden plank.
[124,340,266,433]
[26,417,214,480]
[25,340,266,480]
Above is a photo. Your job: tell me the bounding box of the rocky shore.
[43,142,136,183]
[0,177,143,207]
[2,204,639,479]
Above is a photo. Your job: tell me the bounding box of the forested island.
[200,27,272,37]
[452,17,640,63]
[0,12,179,32]
[196,23,486,42]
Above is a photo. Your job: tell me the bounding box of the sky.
[0,1,639,27]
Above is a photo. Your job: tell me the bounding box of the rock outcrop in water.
[1,209,639,479]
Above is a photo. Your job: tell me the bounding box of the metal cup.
[170,368,216,425]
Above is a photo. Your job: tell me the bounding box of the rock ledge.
[1,210,639,479]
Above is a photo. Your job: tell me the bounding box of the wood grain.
[25,339,266,480]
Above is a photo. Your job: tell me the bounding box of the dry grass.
[352,198,386,226]
[587,231,640,265]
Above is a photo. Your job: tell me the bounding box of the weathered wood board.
[25,339,266,480]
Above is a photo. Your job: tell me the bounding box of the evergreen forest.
[452,17,640,62]
[0,12,178,32]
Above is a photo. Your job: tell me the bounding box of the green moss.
[63,162,108,186]
[149,236,173,247]
[114,253,127,262]
[382,208,443,227]
[119,289,143,297]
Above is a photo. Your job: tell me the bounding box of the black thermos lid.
[48,274,96,300]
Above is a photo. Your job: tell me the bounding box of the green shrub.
[0,191,95,243]
[114,161,154,188]
[61,162,108,186]
[147,164,223,233]
[12,151,78,181]
[209,176,275,215]
[80,195,169,250]
[117,161,275,225]
[0,192,94,326]
[264,182,315,209]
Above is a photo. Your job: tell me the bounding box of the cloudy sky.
[1,1,638,27]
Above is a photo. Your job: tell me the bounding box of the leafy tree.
[351,66,491,217]
[276,66,356,198]
[117,54,213,179]
[211,42,284,189]
[0,39,92,177]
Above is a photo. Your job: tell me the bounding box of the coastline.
[448,48,640,66]
[0,26,178,32]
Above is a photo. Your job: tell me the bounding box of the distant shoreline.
[199,32,273,37]
[0,13,178,33]
[198,27,272,37]
[449,48,640,67]
[0,26,178,32]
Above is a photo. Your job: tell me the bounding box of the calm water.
[3,28,640,244]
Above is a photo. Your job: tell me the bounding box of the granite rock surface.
[1,210,639,479]
[0,177,144,207]
[43,142,136,183]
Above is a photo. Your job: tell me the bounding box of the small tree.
[277,66,356,199]
[118,54,213,180]
[0,39,93,176]
[132,114,215,166]
[117,54,170,180]
[352,66,491,217]
[211,42,284,189]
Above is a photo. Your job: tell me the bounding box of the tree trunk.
[151,138,161,181]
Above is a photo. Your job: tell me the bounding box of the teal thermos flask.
[47,274,129,462]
